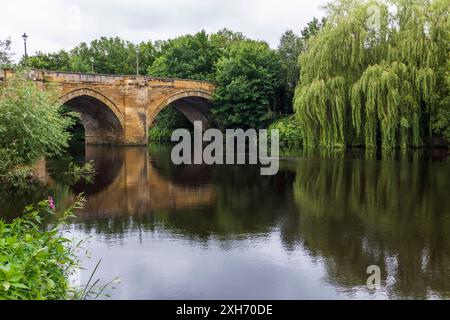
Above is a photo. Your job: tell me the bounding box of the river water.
[1,145,449,299]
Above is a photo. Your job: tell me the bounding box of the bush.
[269,116,303,147]
[148,107,192,142]
[0,70,75,181]
[148,126,175,142]
[0,197,84,300]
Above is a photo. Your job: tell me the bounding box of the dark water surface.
[1,145,449,299]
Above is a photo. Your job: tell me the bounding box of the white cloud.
[0,0,327,61]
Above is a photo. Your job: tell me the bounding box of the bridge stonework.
[0,69,216,145]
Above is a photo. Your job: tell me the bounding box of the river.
[0,145,449,299]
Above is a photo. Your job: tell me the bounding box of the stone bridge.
[0,69,216,145]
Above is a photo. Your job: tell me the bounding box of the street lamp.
[22,33,28,59]
[136,46,140,76]
[90,57,95,73]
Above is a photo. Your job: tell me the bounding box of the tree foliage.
[0,72,74,180]
[277,30,304,113]
[24,37,156,75]
[210,28,247,56]
[149,107,192,142]
[300,17,326,42]
[269,115,303,146]
[212,40,283,129]
[277,18,325,114]
[294,0,450,148]
[70,37,144,74]
[25,50,71,71]
[148,30,221,81]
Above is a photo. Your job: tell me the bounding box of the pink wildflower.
[48,196,55,210]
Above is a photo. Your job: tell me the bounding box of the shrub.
[0,197,84,300]
[148,107,192,142]
[269,116,303,147]
[0,70,75,181]
[148,126,175,142]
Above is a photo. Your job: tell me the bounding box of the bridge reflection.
[1,147,449,298]
[74,146,216,218]
[70,148,450,298]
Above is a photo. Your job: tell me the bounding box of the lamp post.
[90,57,95,73]
[22,33,28,61]
[136,45,140,76]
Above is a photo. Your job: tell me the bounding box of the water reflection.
[0,146,449,299]
[72,146,294,241]
[283,151,450,299]
[77,146,215,217]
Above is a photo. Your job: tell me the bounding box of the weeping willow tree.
[294,0,450,148]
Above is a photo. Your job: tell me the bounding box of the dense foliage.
[148,31,220,81]
[277,18,325,113]
[70,37,154,74]
[148,29,284,129]
[25,50,72,71]
[0,72,74,181]
[149,107,192,142]
[0,198,82,300]
[269,116,303,147]
[212,40,283,129]
[432,54,450,142]
[148,29,247,81]
[23,37,156,75]
[294,0,450,148]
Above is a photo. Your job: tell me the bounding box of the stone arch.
[60,88,125,144]
[148,90,215,128]
[59,88,124,125]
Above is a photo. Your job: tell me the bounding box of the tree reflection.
[1,145,449,298]
[284,149,450,298]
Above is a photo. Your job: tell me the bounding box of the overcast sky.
[1,0,327,61]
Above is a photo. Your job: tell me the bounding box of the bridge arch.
[60,88,125,144]
[148,90,215,129]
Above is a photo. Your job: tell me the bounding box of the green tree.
[24,37,156,75]
[68,51,91,73]
[137,41,158,75]
[148,107,192,142]
[300,17,326,43]
[23,50,71,71]
[277,19,325,114]
[432,53,450,143]
[213,40,283,129]
[294,0,450,148]
[70,37,139,74]
[210,28,247,56]
[148,30,221,81]
[277,30,304,113]
[0,71,74,181]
